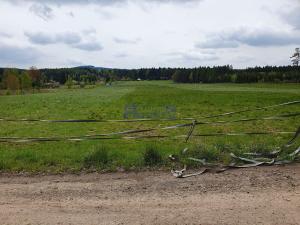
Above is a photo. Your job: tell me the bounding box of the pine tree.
[172,70,181,83]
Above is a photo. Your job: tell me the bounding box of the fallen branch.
[230,153,263,164]
[289,146,300,158]
[243,150,281,158]
[171,145,300,178]
[171,166,208,178]
[188,157,217,167]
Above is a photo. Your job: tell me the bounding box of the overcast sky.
[0,0,299,69]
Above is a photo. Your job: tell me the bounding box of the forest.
[0,65,299,91]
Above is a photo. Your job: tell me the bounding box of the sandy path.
[0,164,299,225]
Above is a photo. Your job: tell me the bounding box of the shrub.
[84,146,111,168]
[143,145,162,166]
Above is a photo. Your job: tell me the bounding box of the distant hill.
[73,65,111,70]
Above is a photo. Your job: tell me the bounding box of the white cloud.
[24,31,103,51]
[167,51,218,62]
[281,5,300,30]
[29,3,54,21]
[0,0,298,68]
[114,37,141,44]
[0,32,12,38]
[115,53,128,58]
[196,28,300,49]
[6,0,203,6]
[73,42,103,51]
[25,31,81,45]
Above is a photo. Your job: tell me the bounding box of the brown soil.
[0,164,299,225]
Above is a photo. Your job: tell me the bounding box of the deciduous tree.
[28,66,42,89]
[20,71,32,91]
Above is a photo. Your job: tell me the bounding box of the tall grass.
[143,144,163,166]
[84,145,111,169]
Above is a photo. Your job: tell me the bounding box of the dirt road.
[0,164,299,225]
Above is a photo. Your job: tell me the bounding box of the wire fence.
[0,131,296,143]
[0,100,299,144]
[0,100,299,123]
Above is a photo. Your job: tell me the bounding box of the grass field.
[0,81,299,173]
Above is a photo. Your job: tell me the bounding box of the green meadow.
[0,81,299,173]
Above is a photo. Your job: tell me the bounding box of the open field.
[0,164,299,225]
[0,81,299,172]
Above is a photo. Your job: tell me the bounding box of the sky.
[0,0,299,69]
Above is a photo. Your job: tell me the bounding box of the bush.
[84,146,111,168]
[143,145,162,166]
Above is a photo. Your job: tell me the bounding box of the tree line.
[171,66,300,83]
[39,65,300,83]
[0,65,299,92]
[0,67,101,92]
[0,67,44,93]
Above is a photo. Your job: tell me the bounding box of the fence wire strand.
[0,100,299,144]
[0,100,299,123]
[0,131,297,143]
